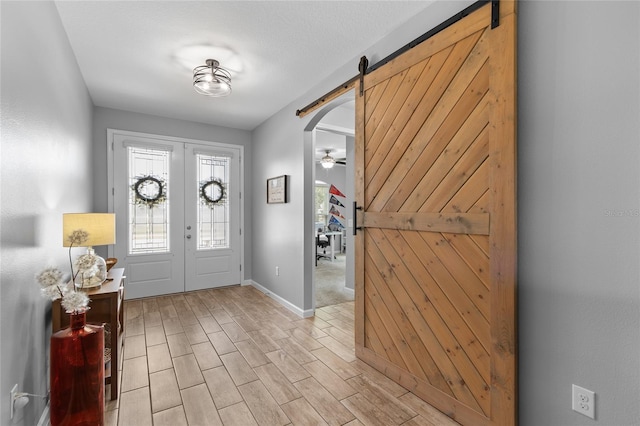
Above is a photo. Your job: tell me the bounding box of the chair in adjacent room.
[316,233,330,265]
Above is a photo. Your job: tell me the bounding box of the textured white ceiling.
[54,1,432,131]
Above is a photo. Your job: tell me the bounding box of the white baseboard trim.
[344,287,355,297]
[37,404,49,426]
[243,280,314,318]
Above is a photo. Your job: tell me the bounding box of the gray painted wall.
[518,1,640,424]
[0,2,94,424]
[252,109,308,308]
[320,102,355,130]
[92,107,253,278]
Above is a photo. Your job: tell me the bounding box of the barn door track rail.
[296,0,499,117]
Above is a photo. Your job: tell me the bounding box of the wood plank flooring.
[105,285,459,426]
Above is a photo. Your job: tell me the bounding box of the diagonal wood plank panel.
[365,45,453,192]
[406,231,490,350]
[365,28,488,211]
[389,64,489,213]
[393,230,490,380]
[364,32,481,204]
[372,227,491,414]
[364,78,389,126]
[365,70,406,137]
[355,2,517,425]
[365,59,429,163]
[403,106,490,214]
[362,227,494,417]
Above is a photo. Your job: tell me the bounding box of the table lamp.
[63,213,116,288]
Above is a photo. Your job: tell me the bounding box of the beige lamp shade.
[62,213,116,247]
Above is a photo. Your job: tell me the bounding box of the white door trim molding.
[106,128,245,287]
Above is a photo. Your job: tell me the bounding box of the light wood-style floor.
[105,285,459,426]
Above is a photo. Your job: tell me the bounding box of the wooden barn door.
[354,1,517,425]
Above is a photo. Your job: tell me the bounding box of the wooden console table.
[52,268,125,400]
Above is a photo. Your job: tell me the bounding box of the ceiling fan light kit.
[320,150,336,169]
[193,59,232,97]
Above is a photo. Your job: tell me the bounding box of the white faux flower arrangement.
[36,229,91,313]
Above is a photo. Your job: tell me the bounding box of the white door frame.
[303,93,355,313]
[106,128,245,295]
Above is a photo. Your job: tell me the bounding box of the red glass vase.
[50,311,104,426]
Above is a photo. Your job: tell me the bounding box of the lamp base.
[74,248,108,289]
[75,280,104,290]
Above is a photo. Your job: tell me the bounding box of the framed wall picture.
[267,175,288,204]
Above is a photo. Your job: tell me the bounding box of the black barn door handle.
[353,201,363,236]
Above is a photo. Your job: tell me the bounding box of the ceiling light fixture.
[193,59,231,97]
[321,150,336,169]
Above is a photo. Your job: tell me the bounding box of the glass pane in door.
[196,153,230,250]
[128,146,170,254]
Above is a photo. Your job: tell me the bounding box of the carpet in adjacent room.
[315,253,353,308]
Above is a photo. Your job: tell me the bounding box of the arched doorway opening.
[303,91,355,311]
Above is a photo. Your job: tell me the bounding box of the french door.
[110,130,241,299]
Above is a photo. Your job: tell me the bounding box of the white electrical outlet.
[275,266,280,276]
[572,384,595,419]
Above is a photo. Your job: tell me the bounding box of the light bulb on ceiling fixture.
[193,59,231,97]
[321,151,335,169]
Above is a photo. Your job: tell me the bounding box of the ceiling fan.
[319,149,346,169]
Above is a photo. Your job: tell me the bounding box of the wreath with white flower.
[199,178,226,208]
[131,175,167,208]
